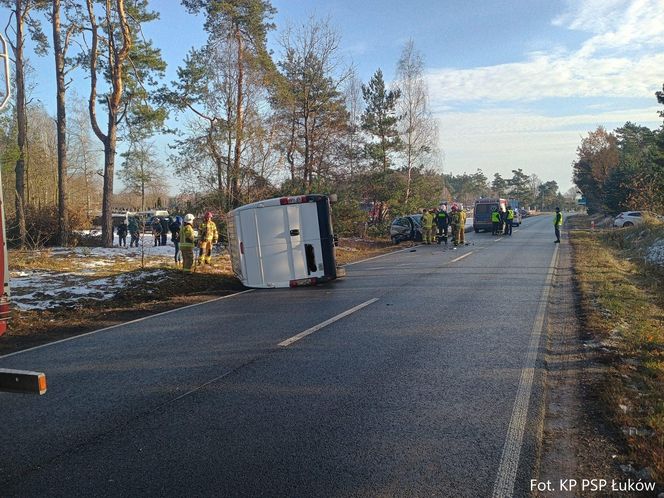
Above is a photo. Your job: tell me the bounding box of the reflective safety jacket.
[491,211,500,223]
[554,212,563,226]
[199,220,219,243]
[421,212,434,229]
[436,211,448,227]
[459,210,466,225]
[507,209,514,220]
[180,223,195,248]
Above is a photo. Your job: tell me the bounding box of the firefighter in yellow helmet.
[421,208,435,244]
[198,211,219,265]
[457,204,466,245]
[180,214,196,273]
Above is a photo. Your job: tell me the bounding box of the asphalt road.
[0,214,559,497]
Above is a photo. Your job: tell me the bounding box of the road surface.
[1,214,559,497]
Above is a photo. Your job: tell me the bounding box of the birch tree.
[395,40,437,204]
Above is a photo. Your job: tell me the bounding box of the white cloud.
[426,0,664,103]
[426,53,664,103]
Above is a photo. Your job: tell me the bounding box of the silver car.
[389,214,423,244]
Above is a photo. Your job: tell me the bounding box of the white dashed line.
[450,251,473,263]
[278,298,379,347]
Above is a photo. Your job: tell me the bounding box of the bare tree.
[49,0,81,245]
[395,39,438,205]
[2,0,47,248]
[83,0,165,247]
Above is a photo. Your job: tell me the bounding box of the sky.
[3,0,664,195]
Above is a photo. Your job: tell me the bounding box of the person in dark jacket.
[116,220,128,247]
[128,217,140,247]
[491,207,501,235]
[152,218,163,246]
[169,216,182,264]
[554,207,563,243]
[160,216,170,246]
[436,205,448,244]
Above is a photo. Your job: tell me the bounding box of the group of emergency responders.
[491,205,516,236]
[179,211,219,273]
[420,204,467,248]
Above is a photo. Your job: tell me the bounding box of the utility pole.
[0,33,12,336]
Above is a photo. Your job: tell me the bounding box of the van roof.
[229,195,328,214]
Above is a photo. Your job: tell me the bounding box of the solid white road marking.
[494,237,503,242]
[450,251,473,263]
[0,289,256,360]
[492,245,559,498]
[278,298,379,347]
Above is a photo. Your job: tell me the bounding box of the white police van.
[226,195,344,288]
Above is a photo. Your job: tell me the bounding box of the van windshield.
[475,204,497,215]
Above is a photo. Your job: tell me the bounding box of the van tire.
[391,236,400,245]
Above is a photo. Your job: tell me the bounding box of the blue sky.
[5,0,664,194]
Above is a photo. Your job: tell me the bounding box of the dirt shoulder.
[0,238,400,357]
[537,218,664,496]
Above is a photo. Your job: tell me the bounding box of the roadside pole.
[0,33,12,336]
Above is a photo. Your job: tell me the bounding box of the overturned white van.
[226,195,345,288]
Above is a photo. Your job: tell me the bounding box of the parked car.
[390,214,423,244]
[613,211,644,227]
[613,211,663,227]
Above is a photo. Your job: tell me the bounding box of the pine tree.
[361,69,401,172]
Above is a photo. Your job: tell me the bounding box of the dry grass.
[570,216,664,481]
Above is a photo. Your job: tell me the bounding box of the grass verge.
[570,216,664,482]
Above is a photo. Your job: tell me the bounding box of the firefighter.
[180,214,196,272]
[491,207,501,235]
[505,205,515,236]
[554,207,563,243]
[457,204,466,245]
[421,208,434,244]
[198,211,219,265]
[436,205,448,244]
[450,204,459,248]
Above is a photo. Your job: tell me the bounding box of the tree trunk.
[53,0,69,246]
[14,0,27,248]
[231,25,243,208]
[101,128,116,247]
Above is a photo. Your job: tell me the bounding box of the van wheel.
[391,236,400,245]
[623,221,633,227]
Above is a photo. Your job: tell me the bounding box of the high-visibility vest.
[507,209,514,220]
[491,211,500,222]
[554,212,563,226]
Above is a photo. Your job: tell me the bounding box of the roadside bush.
[8,205,95,248]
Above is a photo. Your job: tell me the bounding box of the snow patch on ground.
[645,239,664,268]
[10,268,171,311]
